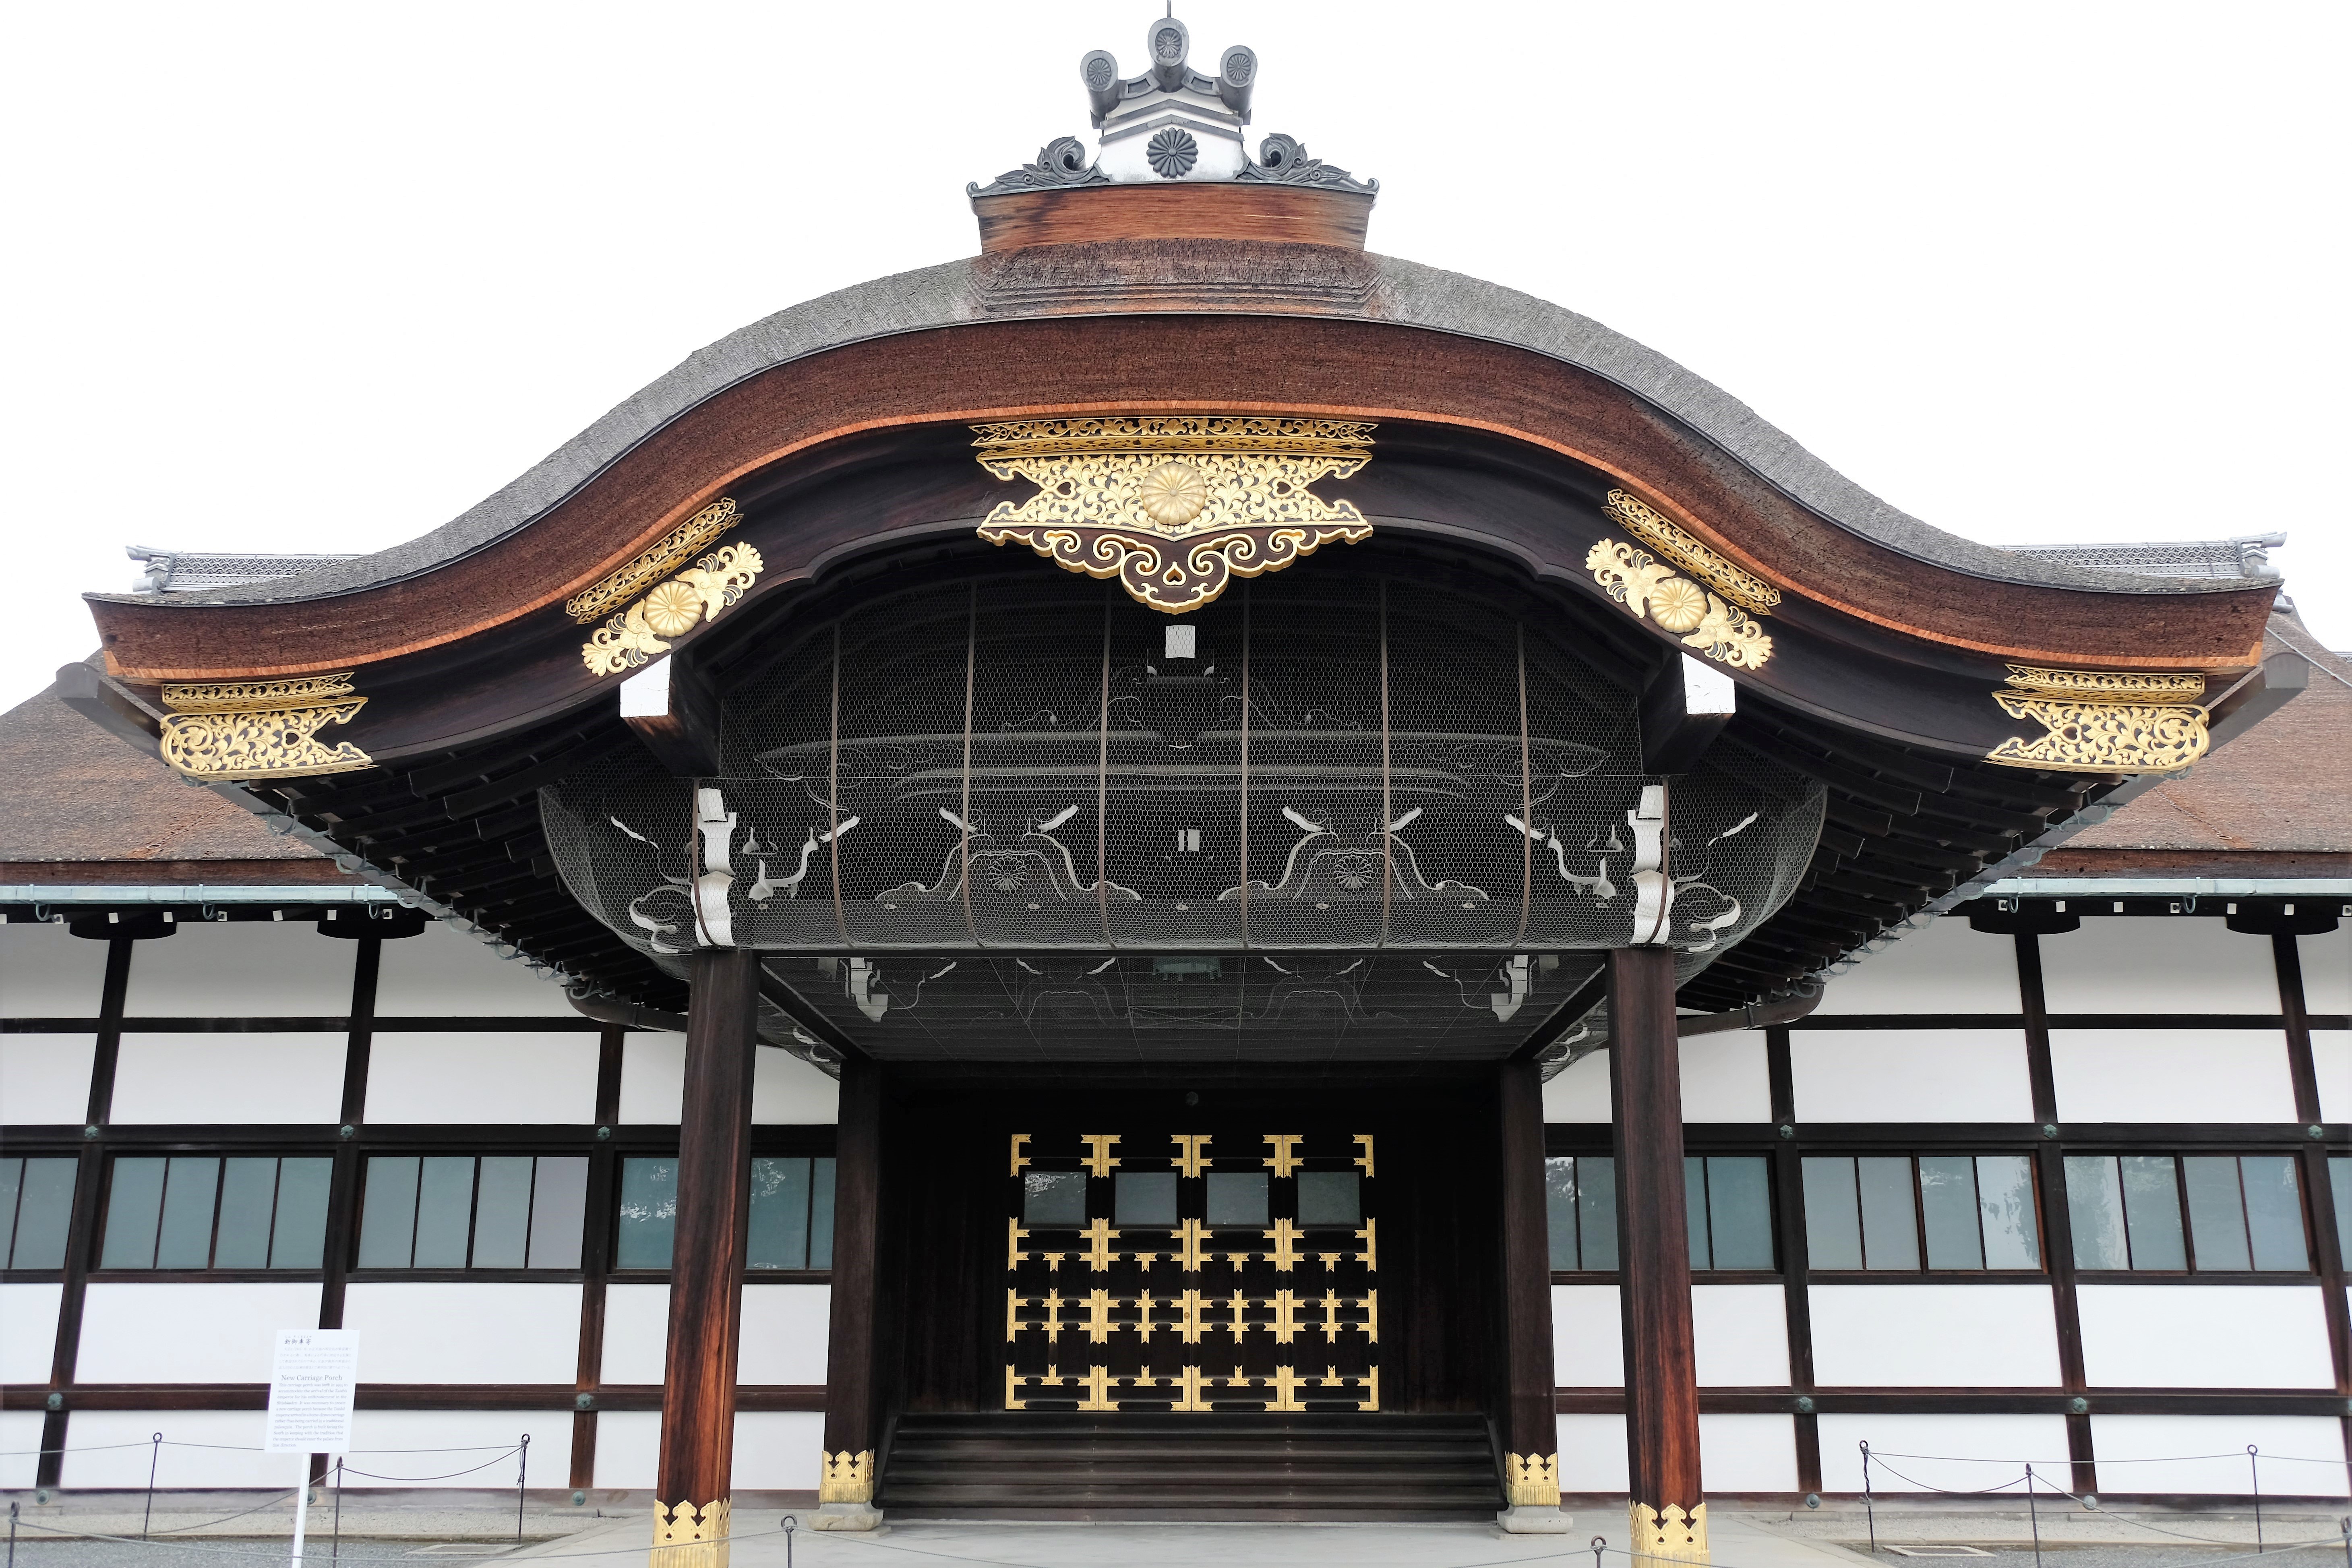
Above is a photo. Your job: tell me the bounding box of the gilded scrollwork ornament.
[972,416,1375,612]
[566,498,739,623]
[157,672,373,782]
[1985,663,2209,774]
[1603,490,1781,615]
[581,541,764,677]
[1585,539,1773,670]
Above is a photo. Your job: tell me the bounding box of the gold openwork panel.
[1004,1129,1378,1413]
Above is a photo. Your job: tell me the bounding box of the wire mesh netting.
[541,564,1822,1057]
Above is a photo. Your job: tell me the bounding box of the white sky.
[4,1,2345,720]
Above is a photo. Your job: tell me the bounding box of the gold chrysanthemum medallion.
[1136,461,1209,528]
[1648,577,1710,633]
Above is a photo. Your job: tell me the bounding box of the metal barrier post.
[290,1454,311,1568]
[1860,1441,1876,1553]
[331,1458,343,1564]
[516,1434,530,1543]
[9,1498,18,1568]
[143,1431,162,1539]
[783,1514,796,1568]
[2249,1445,2263,1552]
[2024,1463,2042,1568]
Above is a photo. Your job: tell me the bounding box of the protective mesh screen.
[542,565,1822,971]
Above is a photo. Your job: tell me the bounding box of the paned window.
[2332,1158,2352,1266]
[0,1158,77,1269]
[1802,1154,2040,1272]
[2066,1154,2306,1273]
[1205,1171,1269,1227]
[1545,1155,1617,1271]
[616,1156,836,1271]
[357,1156,588,1270]
[1684,1156,1774,1270]
[100,1156,331,1270]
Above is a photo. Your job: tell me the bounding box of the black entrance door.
[1004,1129,1379,1411]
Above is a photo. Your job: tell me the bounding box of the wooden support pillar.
[814,1051,887,1530]
[652,949,760,1568]
[1609,945,1706,1565]
[1497,1056,1570,1531]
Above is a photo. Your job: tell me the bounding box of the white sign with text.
[264,1329,359,1456]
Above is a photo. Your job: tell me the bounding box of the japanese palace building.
[2,15,2347,1557]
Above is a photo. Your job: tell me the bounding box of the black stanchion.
[144,1431,163,1539]
[2249,1445,2263,1553]
[331,1458,343,1564]
[8,1498,17,1568]
[2024,1463,2042,1568]
[782,1514,796,1568]
[1860,1441,1877,1553]
[516,1434,531,1543]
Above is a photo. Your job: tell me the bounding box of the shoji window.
[99,1156,332,1270]
[616,1156,836,1271]
[1802,1154,2042,1272]
[1545,1155,1775,1272]
[0,1158,77,1269]
[2065,1154,2308,1273]
[356,1156,589,1270]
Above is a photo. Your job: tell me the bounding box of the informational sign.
[265,1330,359,1456]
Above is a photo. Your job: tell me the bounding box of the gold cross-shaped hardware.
[1005,1289,1022,1343]
[1171,1365,1210,1411]
[1356,1218,1377,1271]
[1262,1218,1303,1272]
[1227,1291,1254,1337]
[1269,1289,1303,1345]
[1354,1134,1375,1178]
[1041,1290,1065,1342]
[1081,1134,1121,1176]
[1133,1292,1160,1343]
[1176,1289,1208,1344]
[1078,1364,1117,1411]
[1007,1217,1029,1268]
[1264,1365,1307,1411]
[1319,1289,1343,1337]
[1010,1133,1031,1176]
[1083,1288,1115,1345]
[1175,1217,1212,1271]
[1357,1366,1380,1411]
[1263,1134,1304,1177]
[1082,1217,1121,1272]
[1358,1289,1378,1344]
[1172,1133,1212,1178]
[1004,1366,1025,1410]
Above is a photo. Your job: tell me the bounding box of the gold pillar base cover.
[1504,1451,1561,1507]
[650,1498,730,1568]
[818,1448,874,1504]
[1629,1500,1709,1566]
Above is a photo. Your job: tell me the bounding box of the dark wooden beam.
[816,1052,887,1529]
[1639,654,1736,775]
[621,655,723,777]
[1609,944,1706,1560]
[654,949,760,1559]
[1496,1057,1566,1528]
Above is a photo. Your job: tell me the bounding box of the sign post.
[265,1331,358,1568]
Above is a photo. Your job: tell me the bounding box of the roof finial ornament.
[967,12,1374,197]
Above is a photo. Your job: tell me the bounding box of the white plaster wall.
[1808,1286,2060,1388]
[1792,1030,2034,1123]
[1,1034,95,1123]
[124,923,356,1016]
[1679,1032,1770,1122]
[339,1410,575,1487]
[2077,1286,2334,1388]
[76,1283,321,1382]
[0,1410,42,1488]
[1815,1413,2070,1491]
[1701,1414,1799,1492]
[619,1034,687,1123]
[755,1052,840,1124]
[62,1410,280,1487]
[1541,1052,1610,1123]
[109,1034,346,1124]
[2301,927,2350,1014]
[340,1283,580,1383]
[1556,1413,1628,1492]
[374,923,571,1016]
[364,1033,598,1124]
[594,1409,661,1488]
[740,1285,831,1385]
[2040,919,2280,1014]
[732,1411,826,1490]
[1693,1285,1789,1387]
[2050,1031,2296,1123]
[1817,918,2019,1014]
[2090,1415,2350,1496]
[0,924,113,1017]
[0,1283,61,1381]
[600,1283,670,1385]
[1550,1285,1622,1386]
[2315,1031,2349,1123]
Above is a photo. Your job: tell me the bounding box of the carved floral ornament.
[1585,489,1779,671]
[972,416,1375,613]
[1985,664,2210,774]
[577,498,763,677]
[157,672,373,782]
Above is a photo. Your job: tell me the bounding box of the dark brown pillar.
[1609,945,1707,1564]
[652,949,760,1566]
[1497,1056,1566,1524]
[814,1051,886,1528]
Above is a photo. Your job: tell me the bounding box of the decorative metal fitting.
[81,1125,99,1140]
[2308,1124,2325,1139]
[1985,664,2211,774]
[2041,1123,2059,1139]
[2069,1396,2089,1414]
[596,1125,613,1141]
[1777,1123,1796,1140]
[44,1392,63,1410]
[575,1393,596,1411]
[571,1491,588,1508]
[1793,1396,1814,1414]
[158,672,373,782]
[1804,1494,1821,1510]
[338,1124,356,1140]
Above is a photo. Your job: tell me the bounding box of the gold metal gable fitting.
[1985,663,2211,774]
[567,498,739,624]
[972,416,1376,613]
[157,672,373,782]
